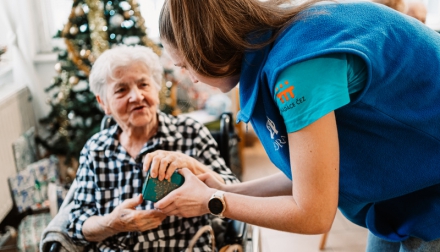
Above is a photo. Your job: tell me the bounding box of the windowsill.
[34,52,58,63]
[0,64,13,88]
[0,64,12,77]
[0,82,26,106]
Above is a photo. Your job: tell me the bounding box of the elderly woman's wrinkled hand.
[106,195,166,233]
[143,150,199,180]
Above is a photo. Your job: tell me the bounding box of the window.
[0,1,13,84]
[426,0,440,29]
[138,0,165,40]
[48,0,73,51]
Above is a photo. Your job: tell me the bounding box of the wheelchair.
[42,112,259,252]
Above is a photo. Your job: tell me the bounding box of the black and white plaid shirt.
[68,111,240,252]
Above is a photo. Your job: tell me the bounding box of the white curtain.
[0,0,41,102]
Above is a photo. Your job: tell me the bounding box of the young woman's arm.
[156,111,339,234]
[223,172,293,196]
[224,111,339,233]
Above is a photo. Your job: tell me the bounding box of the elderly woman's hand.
[106,195,166,233]
[143,150,200,180]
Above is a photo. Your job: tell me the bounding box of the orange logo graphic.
[276,81,294,104]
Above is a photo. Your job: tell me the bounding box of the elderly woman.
[67,45,239,251]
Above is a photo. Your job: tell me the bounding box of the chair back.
[100,115,115,131]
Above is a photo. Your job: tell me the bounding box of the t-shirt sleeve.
[273,53,350,132]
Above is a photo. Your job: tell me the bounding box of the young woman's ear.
[96,95,111,115]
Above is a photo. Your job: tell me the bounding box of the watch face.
[208,198,224,215]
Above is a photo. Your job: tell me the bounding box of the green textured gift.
[142,169,185,202]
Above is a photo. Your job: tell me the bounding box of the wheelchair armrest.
[224,219,247,246]
[48,241,62,252]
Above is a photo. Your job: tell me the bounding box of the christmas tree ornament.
[83,5,90,14]
[109,14,124,27]
[57,92,65,101]
[123,11,131,19]
[69,76,80,85]
[74,5,85,16]
[54,62,62,73]
[105,2,114,11]
[68,111,76,120]
[79,24,88,33]
[69,25,79,36]
[79,49,91,59]
[122,36,140,45]
[119,1,132,11]
[122,20,134,28]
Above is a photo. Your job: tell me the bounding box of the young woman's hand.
[197,172,225,190]
[154,168,216,218]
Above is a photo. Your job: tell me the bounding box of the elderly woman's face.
[98,62,160,129]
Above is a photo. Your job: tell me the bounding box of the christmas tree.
[38,0,172,175]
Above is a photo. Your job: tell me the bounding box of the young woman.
[150,0,440,251]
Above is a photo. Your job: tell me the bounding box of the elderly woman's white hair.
[89,45,163,101]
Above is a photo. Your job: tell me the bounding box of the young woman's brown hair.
[159,0,323,78]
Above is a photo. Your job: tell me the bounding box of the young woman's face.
[163,42,240,93]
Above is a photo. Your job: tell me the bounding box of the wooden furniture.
[319,232,329,250]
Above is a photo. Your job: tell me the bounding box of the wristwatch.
[208,190,226,218]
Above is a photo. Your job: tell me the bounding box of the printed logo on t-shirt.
[275,80,307,113]
[266,116,278,139]
[275,80,294,103]
[266,116,287,150]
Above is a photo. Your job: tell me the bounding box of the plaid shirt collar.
[88,111,184,162]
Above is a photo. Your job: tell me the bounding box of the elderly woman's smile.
[99,63,160,132]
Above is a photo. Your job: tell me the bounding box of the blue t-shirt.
[238,1,440,241]
[274,53,367,132]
